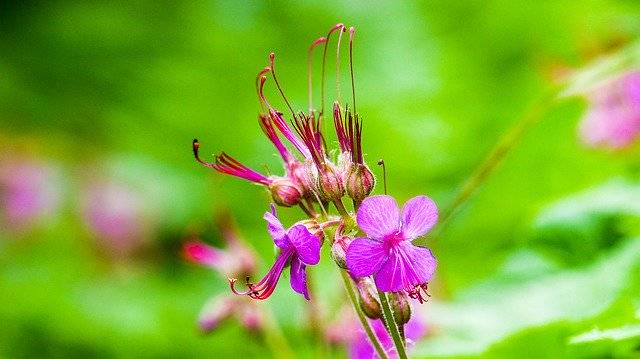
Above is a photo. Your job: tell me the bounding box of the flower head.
[230,204,322,300]
[346,195,438,303]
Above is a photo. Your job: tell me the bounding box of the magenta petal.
[374,241,436,292]
[183,241,224,268]
[401,195,438,239]
[356,195,400,239]
[286,224,320,265]
[289,256,310,300]
[345,237,387,278]
[264,204,288,248]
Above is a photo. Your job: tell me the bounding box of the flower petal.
[264,204,288,248]
[289,256,310,300]
[356,195,400,239]
[401,195,439,239]
[345,237,387,278]
[286,224,320,265]
[183,241,225,268]
[374,242,436,292]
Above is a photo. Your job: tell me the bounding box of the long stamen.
[193,139,270,185]
[256,66,271,111]
[307,37,327,113]
[320,23,345,116]
[377,159,387,195]
[268,53,297,119]
[349,27,357,114]
[258,114,294,164]
[335,26,346,102]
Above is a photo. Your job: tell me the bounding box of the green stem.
[339,270,388,359]
[261,303,295,359]
[333,199,350,218]
[377,289,408,359]
[433,86,562,240]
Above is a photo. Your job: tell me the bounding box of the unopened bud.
[318,162,344,201]
[346,163,375,202]
[269,177,302,207]
[356,277,382,319]
[389,291,412,326]
[331,227,353,268]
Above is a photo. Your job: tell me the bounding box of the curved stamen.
[335,26,346,102]
[256,66,271,111]
[407,283,430,304]
[321,23,346,116]
[229,248,294,300]
[258,114,294,165]
[269,53,297,120]
[307,37,327,113]
[349,27,357,114]
[193,140,270,185]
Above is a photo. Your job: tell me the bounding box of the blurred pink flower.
[325,306,427,359]
[0,158,60,231]
[82,181,150,255]
[579,71,640,149]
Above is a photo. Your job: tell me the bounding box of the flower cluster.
[192,23,439,356]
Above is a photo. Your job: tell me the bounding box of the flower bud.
[346,163,375,202]
[389,291,412,326]
[318,162,344,201]
[356,277,382,319]
[268,177,302,207]
[331,228,353,269]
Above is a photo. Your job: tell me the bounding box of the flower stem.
[333,199,350,218]
[377,289,408,359]
[339,269,388,359]
[434,86,562,239]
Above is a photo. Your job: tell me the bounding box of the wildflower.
[0,158,60,231]
[183,213,263,333]
[229,204,321,300]
[346,195,438,303]
[579,70,640,149]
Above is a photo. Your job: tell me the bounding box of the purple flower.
[579,71,640,149]
[346,195,437,302]
[230,204,321,300]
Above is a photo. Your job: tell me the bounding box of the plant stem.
[260,303,295,359]
[434,86,561,240]
[333,199,350,218]
[339,270,388,359]
[377,289,408,359]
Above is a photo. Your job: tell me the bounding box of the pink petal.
[286,224,320,265]
[356,195,400,239]
[401,195,438,239]
[289,256,310,300]
[345,237,387,278]
[264,204,288,248]
[183,241,224,268]
[374,242,436,292]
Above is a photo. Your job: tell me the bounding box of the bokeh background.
[1,1,640,358]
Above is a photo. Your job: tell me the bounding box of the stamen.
[228,248,294,300]
[307,37,327,113]
[268,53,297,119]
[377,159,387,195]
[192,139,216,169]
[258,114,294,164]
[335,26,346,102]
[255,66,271,110]
[349,27,357,114]
[320,23,345,116]
[193,139,270,185]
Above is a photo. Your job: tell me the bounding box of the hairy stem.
[377,289,408,359]
[339,270,388,359]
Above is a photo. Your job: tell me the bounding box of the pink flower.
[579,71,640,149]
[230,205,321,300]
[346,195,437,302]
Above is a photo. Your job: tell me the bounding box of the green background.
[1,1,639,357]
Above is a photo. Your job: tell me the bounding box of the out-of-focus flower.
[0,158,60,231]
[579,71,640,149]
[230,204,322,300]
[183,212,264,333]
[325,305,427,359]
[346,195,438,303]
[81,181,151,256]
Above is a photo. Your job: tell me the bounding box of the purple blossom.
[579,71,640,149]
[346,195,438,302]
[230,204,321,300]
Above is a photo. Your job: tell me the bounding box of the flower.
[346,195,438,303]
[579,71,640,149]
[230,204,322,300]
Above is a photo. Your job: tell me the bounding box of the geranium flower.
[346,195,438,302]
[230,204,321,300]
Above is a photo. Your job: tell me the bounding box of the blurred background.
[1,1,640,358]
